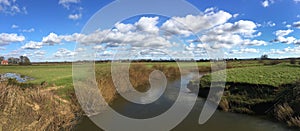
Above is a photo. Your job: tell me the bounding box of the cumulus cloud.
[272,29,299,44]
[267,46,300,55]
[261,0,274,7]
[161,9,232,36]
[283,46,300,53]
[275,29,293,37]
[293,21,300,29]
[243,39,267,46]
[42,33,63,45]
[262,0,269,7]
[0,33,25,46]
[68,13,82,20]
[0,0,27,15]
[93,45,104,50]
[134,17,159,34]
[22,41,43,49]
[206,20,260,38]
[114,22,135,33]
[40,23,174,49]
[196,19,265,48]
[54,48,75,58]
[24,11,272,59]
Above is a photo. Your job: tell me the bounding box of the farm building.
[1,60,8,65]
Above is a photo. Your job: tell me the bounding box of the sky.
[1,0,300,62]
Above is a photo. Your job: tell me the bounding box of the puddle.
[0,73,34,82]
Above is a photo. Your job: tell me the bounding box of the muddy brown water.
[75,73,296,131]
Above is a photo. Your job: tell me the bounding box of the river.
[75,73,296,131]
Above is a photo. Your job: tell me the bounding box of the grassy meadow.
[1,60,300,129]
[198,60,300,128]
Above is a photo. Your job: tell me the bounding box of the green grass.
[201,63,300,88]
[0,65,72,85]
[226,64,300,87]
[198,63,300,115]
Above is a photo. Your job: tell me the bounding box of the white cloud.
[272,29,298,44]
[207,20,259,38]
[233,14,239,18]
[243,39,267,46]
[40,22,173,49]
[0,0,27,15]
[68,13,82,20]
[293,21,300,29]
[275,29,293,37]
[0,33,25,46]
[21,28,35,33]
[294,0,300,3]
[283,46,300,54]
[22,41,43,49]
[11,24,18,29]
[93,45,104,50]
[58,0,80,9]
[269,49,285,54]
[262,0,269,7]
[42,33,63,45]
[134,16,159,34]
[261,0,274,7]
[34,50,46,55]
[161,8,232,36]
[195,19,265,49]
[267,21,276,27]
[54,48,75,58]
[115,22,135,33]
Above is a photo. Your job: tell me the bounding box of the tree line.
[0,56,31,65]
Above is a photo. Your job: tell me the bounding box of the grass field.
[201,63,300,88]
[1,60,300,128]
[198,62,300,127]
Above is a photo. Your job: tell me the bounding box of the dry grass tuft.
[0,82,81,130]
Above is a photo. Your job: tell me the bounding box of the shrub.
[290,59,296,64]
[264,60,281,65]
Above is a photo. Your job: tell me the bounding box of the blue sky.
[1,0,300,62]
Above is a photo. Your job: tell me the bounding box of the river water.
[75,73,296,131]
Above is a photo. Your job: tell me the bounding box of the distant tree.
[19,56,31,65]
[13,58,20,64]
[20,56,24,63]
[0,56,4,62]
[7,57,14,64]
[261,54,269,60]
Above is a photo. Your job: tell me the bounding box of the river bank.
[193,64,300,129]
